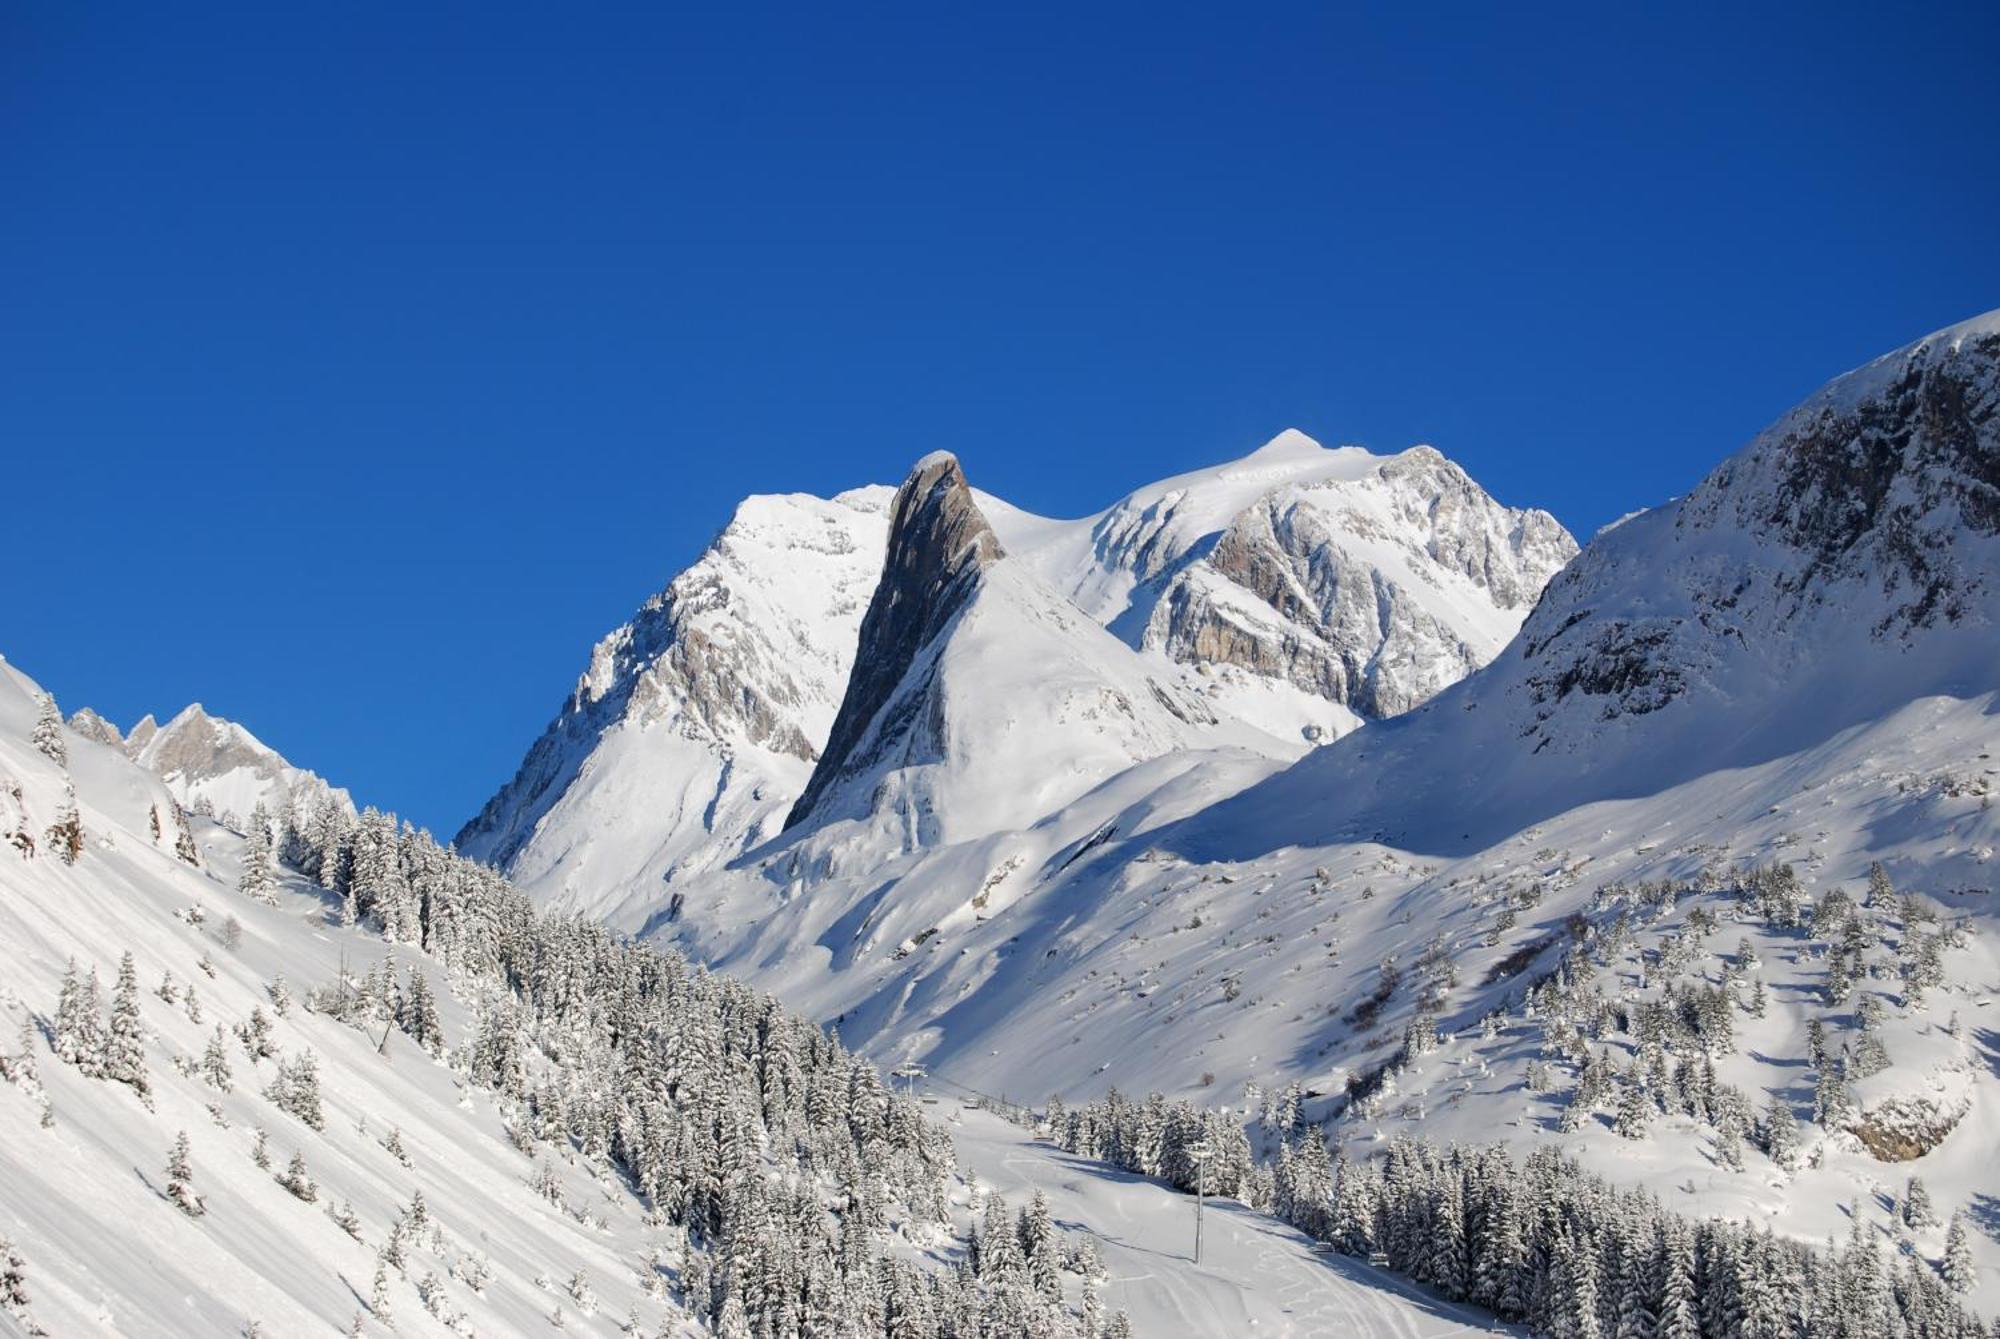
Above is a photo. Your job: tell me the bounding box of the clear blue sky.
[5,2,1997,835]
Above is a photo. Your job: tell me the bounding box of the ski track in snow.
[943,1101,1513,1337]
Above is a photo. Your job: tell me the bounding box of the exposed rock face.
[1517,317,2000,740]
[785,452,1002,831]
[124,713,159,756]
[66,707,123,747]
[1849,1094,1969,1163]
[453,488,890,908]
[1141,445,1576,717]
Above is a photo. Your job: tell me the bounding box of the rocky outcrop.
[1517,314,2000,739]
[66,707,123,747]
[114,702,353,823]
[784,453,1002,831]
[1144,446,1576,717]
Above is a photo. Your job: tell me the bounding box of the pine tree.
[328,1198,363,1240]
[237,1005,275,1060]
[45,786,83,865]
[1812,1062,1852,1129]
[237,804,277,904]
[1020,1189,1061,1301]
[1,1234,29,1308]
[279,1149,317,1202]
[30,694,66,766]
[1,1016,38,1087]
[264,1051,325,1129]
[1614,1067,1651,1140]
[202,1025,233,1092]
[398,969,444,1056]
[250,1127,271,1171]
[1902,1176,1936,1231]
[1762,1097,1801,1172]
[166,1130,205,1217]
[104,951,149,1096]
[1942,1213,1973,1295]
[370,1251,393,1321]
[53,959,94,1070]
[171,801,200,865]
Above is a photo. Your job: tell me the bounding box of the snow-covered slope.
[1,651,1497,1338]
[455,487,893,923]
[3,661,687,1336]
[624,312,2000,1313]
[118,702,355,829]
[1193,308,2000,859]
[463,431,1571,929]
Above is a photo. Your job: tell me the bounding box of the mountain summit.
[462,431,1572,926]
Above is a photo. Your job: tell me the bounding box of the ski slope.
[940,1100,1513,1339]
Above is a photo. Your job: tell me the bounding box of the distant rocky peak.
[784,452,1002,831]
[66,706,123,747]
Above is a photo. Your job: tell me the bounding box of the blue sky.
[5,2,1997,835]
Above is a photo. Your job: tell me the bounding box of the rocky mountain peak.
[1516,310,2000,737]
[783,452,1003,832]
[66,706,124,747]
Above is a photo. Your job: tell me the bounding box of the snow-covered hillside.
[0,652,1518,1338]
[462,431,1570,930]
[598,312,2000,1317]
[0,657,1141,1337]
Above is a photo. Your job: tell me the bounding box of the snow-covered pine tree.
[1902,1176,1936,1231]
[370,1252,392,1322]
[30,694,66,766]
[44,786,82,865]
[166,1130,205,1217]
[279,1149,317,1202]
[0,1234,28,1308]
[237,803,277,904]
[104,951,149,1097]
[0,1016,37,1087]
[397,968,443,1056]
[202,1025,233,1092]
[171,800,200,865]
[264,1050,324,1129]
[1613,1066,1651,1140]
[1762,1096,1801,1172]
[1941,1213,1973,1295]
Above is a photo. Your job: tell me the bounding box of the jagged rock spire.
[785,452,1002,831]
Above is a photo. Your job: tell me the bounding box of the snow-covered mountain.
[1000,429,1577,721]
[461,431,1571,926]
[593,311,2000,1314]
[455,485,895,923]
[1195,308,2000,859]
[69,701,356,830]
